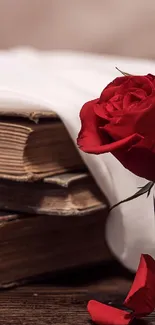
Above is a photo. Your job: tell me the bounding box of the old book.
[0,209,111,288]
[0,110,84,181]
[0,172,107,215]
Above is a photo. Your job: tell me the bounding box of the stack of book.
[0,110,111,288]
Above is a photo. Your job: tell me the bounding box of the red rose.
[77,74,155,181]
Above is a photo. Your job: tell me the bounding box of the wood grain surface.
[0,261,153,325]
[0,261,134,325]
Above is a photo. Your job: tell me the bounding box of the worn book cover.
[0,172,108,215]
[0,208,111,288]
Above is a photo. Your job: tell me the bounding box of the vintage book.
[0,209,111,288]
[0,172,107,216]
[0,110,84,181]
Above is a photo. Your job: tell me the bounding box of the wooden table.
[0,261,142,325]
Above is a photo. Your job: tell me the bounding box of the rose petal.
[99,76,129,103]
[78,132,142,154]
[87,300,133,325]
[124,254,155,316]
[77,99,111,150]
[77,99,104,148]
[122,76,154,95]
[123,90,146,110]
[114,137,155,182]
[147,74,155,85]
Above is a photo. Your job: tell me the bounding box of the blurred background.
[0,0,155,59]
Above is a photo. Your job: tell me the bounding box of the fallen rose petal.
[124,254,155,316]
[87,300,133,325]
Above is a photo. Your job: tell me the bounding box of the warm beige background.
[0,0,155,59]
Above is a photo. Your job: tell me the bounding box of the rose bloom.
[77,74,155,181]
